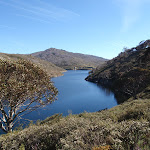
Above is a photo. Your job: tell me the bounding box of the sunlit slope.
[32,48,108,70]
[0,53,65,77]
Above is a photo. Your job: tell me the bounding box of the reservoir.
[23,70,117,123]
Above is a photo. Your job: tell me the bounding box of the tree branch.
[0,120,7,133]
[0,101,8,121]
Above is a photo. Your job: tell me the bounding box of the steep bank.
[32,48,107,70]
[0,53,66,77]
[86,40,150,103]
[0,99,149,150]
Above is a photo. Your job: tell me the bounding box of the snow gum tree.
[0,59,58,133]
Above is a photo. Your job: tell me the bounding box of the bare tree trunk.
[7,119,13,133]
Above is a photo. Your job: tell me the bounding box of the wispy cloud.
[16,14,52,24]
[0,25,15,29]
[114,0,149,32]
[0,0,80,23]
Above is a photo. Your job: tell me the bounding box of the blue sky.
[0,0,150,59]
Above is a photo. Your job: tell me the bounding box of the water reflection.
[96,83,128,104]
[97,84,113,96]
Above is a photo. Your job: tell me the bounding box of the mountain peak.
[32,48,107,70]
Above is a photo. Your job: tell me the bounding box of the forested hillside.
[86,40,150,103]
[32,48,107,70]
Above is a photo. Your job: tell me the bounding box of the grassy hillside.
[32,48,107,70]
[0,53,65,77]
[86,40,150,103]
[0,99,149,150]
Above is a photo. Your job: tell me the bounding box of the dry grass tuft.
[92,145,111,150]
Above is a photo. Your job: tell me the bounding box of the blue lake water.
[23,70,117,123]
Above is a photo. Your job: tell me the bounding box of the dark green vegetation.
[0,99,149,149]
[32,48,107,70]
[0,59,58,133]
[0,53,65,77]
[86,40,150,103]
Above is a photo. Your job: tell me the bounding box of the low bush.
[0,99,149,150]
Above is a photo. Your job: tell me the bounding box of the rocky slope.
[0,53,65,77]
[32,48,107,70]
[86,40,150,103]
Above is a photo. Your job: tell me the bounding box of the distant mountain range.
[31,48,107,70]
[0,53,65,77]
[86,40,150,103]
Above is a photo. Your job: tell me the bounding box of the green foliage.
[40,114,62,125]
[19,144,25,150]
[0,99,149,150]
[0,59,58,105]
[0,59,58,133]
[135,133,150,150]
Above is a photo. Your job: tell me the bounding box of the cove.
[23,70,118,123]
